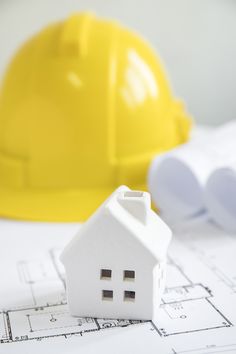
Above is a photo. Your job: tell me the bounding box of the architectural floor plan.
[0,220,236,353]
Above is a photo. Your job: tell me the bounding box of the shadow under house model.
[60,185,172,321]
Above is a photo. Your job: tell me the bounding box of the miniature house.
[60,185,172,321]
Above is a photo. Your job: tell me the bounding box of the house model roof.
[61,186,172,265]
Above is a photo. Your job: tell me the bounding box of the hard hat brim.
[0,185,146,222]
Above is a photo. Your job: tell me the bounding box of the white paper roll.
[148,121,236,220]
[205,166,236,233]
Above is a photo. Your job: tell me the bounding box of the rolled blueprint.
[148,121,236,220]
[205,165,236,233]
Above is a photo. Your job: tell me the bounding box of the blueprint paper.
[0,219,236,353]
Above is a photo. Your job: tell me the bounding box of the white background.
[0,0,236,125]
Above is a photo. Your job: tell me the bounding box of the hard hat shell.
[0,13,191,221]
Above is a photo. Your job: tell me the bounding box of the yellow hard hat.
[0,13,191,222]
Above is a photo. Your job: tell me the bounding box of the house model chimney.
[117,191,151,225]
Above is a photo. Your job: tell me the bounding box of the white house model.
[60,185,172,321]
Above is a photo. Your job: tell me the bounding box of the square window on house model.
[102,290,113,301]
[123,270,135,281]
[100,269,112,279]
[124,290,135,301]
